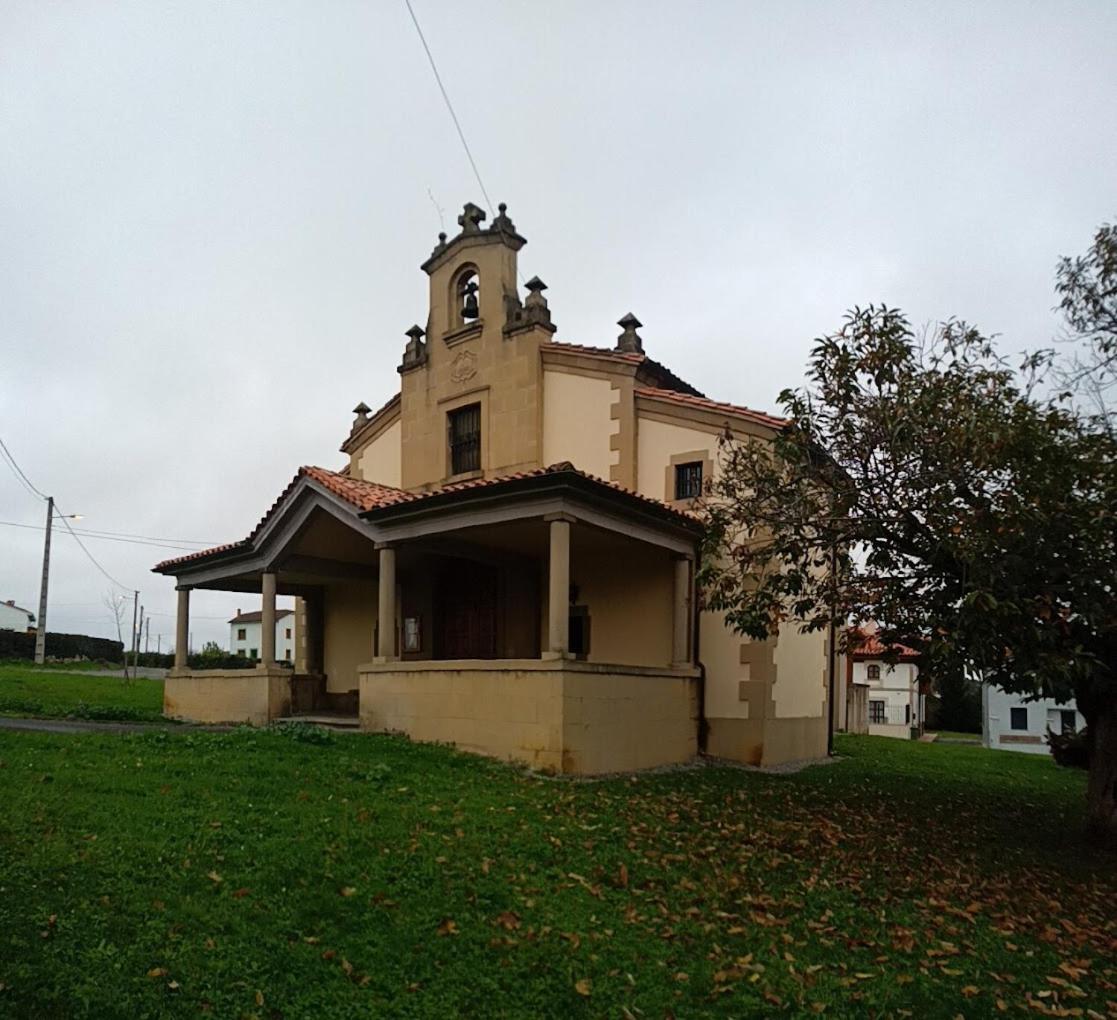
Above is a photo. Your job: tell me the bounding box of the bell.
[461,280,479,320]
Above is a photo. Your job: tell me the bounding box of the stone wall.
[163,668,291,726]
[358,659,698,774]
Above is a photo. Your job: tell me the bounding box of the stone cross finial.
[458,202,486,234]
[616,313,644,354]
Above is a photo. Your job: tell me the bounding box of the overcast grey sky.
[2,0,1115,650]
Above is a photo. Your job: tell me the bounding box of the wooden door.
[435,560,498,659]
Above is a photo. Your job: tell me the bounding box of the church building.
[154,203,833,772]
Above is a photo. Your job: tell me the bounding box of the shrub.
[0,630,124,663]
[1048,726,1090,770]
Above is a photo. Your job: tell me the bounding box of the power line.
[55,510,132,592]
[0,436,47,501]
[71,526,216,547]
[403,0,496,217]
[0,520,210,552]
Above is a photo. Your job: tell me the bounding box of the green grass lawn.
[0,663,164,722]
[930,730,983,742]
[0,730,1112,1019]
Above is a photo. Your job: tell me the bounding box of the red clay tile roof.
[153,462,699,574]
[152,467,408,572]
[229,609,294,624]
[635,387,787,430]
[849,629,921,660]
[367,462,697,525]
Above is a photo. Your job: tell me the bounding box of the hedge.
[0,630,124,663]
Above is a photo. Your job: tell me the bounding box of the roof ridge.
[634,386,787,428]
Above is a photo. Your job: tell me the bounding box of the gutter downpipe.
[827,542,838,757]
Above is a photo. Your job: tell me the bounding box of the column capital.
[543,512,576,524]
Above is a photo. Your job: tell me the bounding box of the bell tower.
[397,202,556,490]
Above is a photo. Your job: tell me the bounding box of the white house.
[847,628,923,739]
[0,599,36,633]
[229,607,295,664]
[982,685,1084,755]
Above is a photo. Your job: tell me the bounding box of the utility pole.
[33,497,53,665]
[130,591,139,681]
[144,617,150,653]
[156,633,161,655]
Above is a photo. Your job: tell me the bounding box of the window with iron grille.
[869,700,886,724]
[674,461,703,500]
[448,403,481,475]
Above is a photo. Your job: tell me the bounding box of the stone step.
[284,713,360,730]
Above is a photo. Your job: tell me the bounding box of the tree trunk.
[1086,696,1117,848]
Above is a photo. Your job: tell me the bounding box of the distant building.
[229,608,295,664]
[982,686,1083,755]
[0,599,36,633]
[845,627,923,739]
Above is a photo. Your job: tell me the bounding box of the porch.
[156,465,703,772]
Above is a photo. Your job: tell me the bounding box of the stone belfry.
[396,202,556,491]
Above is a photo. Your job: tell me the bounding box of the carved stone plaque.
[450,349,478,384]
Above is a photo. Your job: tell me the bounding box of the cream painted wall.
[635,416,719,500]
[571,539,674,668]
[701,611,749,719]
[322,581,377,692]
[542,370,618,478]
[356,420,402,487]
[772,623,827,719]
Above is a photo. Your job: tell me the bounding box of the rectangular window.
[1060,710,1077,735]
[1010,706,1028,730]
[285,627,292,639]
[403,616,421,653]
[237,627,246,640]
[448,403,481,475]
[866,663,881,681]
[869,700,886,724]
[236,649,246,657]
[250,647,258,660]
[674,461,703,500]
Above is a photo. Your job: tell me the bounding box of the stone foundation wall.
[359,659,698,774]
[163,668,291,726]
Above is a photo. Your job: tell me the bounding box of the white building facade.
[982,685,1084,755]
[853,658,923,739]
[0,599,36,633]
[229,608,295,664]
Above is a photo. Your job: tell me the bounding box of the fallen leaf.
[437,918,459,936]
[574,978,592,997]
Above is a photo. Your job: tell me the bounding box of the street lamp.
[33,498,83,665]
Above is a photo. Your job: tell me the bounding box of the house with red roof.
[154,203,834,772]
[844,625,924,739]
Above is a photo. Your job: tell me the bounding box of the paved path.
[36,667,167,680]
[0,717,225,735]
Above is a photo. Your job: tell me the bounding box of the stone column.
[377,546,397,660]
[174,587,190,670]
[261,571,277,667]
[547,518,571,657]
[672,556,692,666]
